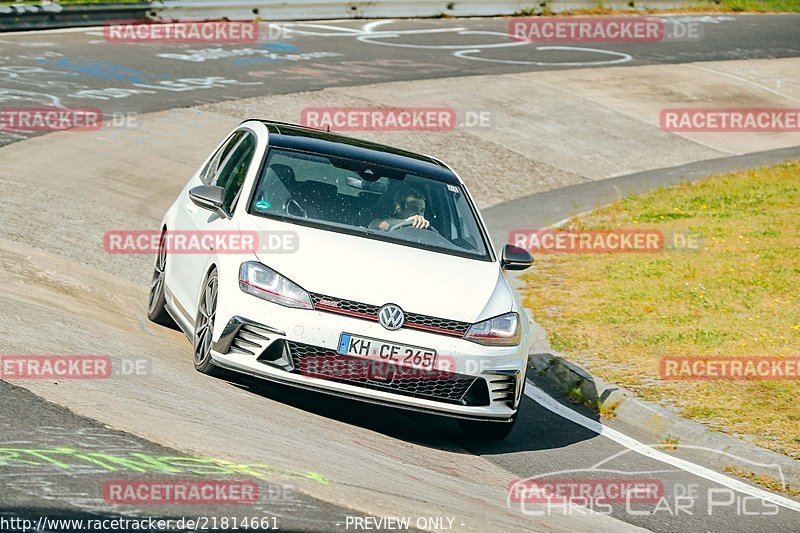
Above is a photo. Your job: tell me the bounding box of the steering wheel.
[286,198,308,218]
[388,219,438,234]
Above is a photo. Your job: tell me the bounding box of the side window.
[200,131,246,185]
[214,132,257,213]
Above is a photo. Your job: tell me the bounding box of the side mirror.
[189,185,230,219]
[501,244,534,271]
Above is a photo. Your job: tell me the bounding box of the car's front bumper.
[209,301,528,422]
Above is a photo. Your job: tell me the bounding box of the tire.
[193,269,225,377]
[147,231,175,327]
[458,414,518,441]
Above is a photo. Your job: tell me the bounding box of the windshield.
[248,148,490,260]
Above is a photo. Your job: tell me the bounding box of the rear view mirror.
[189,185,230,219]
[501,244,534,271]
[346,176,388,193]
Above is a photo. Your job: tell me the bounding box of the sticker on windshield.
[446,184,460,193]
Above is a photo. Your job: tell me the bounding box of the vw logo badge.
[378,304,405,331]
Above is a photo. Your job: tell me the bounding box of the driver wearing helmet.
[369,187,430,231]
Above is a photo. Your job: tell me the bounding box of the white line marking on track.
[687,65,800,105]
[524,379,800,513]
[278,22,634,68]
[456,46,633,67]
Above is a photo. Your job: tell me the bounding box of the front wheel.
[458,414,518,441]
[193,270,225,377]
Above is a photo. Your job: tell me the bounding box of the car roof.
[243,120,460,185]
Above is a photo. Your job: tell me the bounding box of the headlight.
[464,312,521,346]
[239,261,313,310]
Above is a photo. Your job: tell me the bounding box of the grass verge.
[723,466,800,496]
[521,161,800,457]
[516,0,800,14]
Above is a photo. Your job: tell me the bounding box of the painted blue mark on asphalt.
[39,57,168,83]
[262,43,300,51]
[226,57,284,65]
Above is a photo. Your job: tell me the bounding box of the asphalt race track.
[1,14,799,533]
[0,15,798,147]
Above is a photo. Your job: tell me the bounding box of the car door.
[168,130,244,319]
[170,130,258,323]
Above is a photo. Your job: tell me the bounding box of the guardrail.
[153,0,686,21]
[155,0,531,21]
[0,0,690,32]
[0,2,151,31]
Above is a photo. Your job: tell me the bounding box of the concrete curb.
[526,347,800,489]
[529,351,630,413]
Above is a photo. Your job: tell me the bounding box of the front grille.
[404,311,471,336]
[309,292,471,338]
[287,341,486,405]
[311,293,379,319]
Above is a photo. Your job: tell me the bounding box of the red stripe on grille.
[405,322,465,337]
[314,304,377,321]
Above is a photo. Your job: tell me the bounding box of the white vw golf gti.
[149,120,534,439]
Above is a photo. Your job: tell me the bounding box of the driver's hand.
[407,215,429,229]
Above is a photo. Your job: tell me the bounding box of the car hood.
[245,217,510,323]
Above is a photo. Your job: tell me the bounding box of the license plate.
[337,333,437,371]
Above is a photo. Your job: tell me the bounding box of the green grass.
[723,466,800,497]
[707,0,800,11]
[521,161,800,457]
[514,0,800,13]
